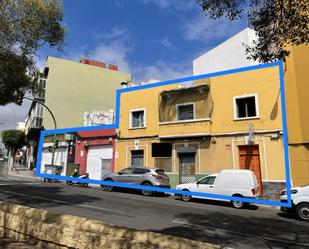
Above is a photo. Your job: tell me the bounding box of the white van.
[176,169,259,208]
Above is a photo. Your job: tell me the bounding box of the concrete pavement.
[0,175,308,249]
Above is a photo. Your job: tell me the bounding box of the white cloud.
[88,41,132,73]
[183,14,246,43]
[140,0,195,10]
[133,60,191,83]
[160,37,175,50]
[93,27,130,41]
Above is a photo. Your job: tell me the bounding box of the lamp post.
[23,97,57,165]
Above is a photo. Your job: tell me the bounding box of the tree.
[0,0,65,105]
[196,0,309,63]
[1,130,25,167]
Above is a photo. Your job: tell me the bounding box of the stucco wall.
[119,65,282,139]
[193,28,258,75]
[43,57,131,129]
[114,134,285,182]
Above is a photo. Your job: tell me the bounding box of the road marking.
[172,219,309,248]
[0,189,128,215]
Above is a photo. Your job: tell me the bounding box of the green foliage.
[0,0,65,105]
[196,0,309,63]
[1,130,25,152]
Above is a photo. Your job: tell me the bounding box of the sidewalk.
[7,167,40,181]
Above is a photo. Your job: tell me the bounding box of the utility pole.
[23,97,57,165]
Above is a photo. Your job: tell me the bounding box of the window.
[152,143,172,157]
[177,103,194,121]
[234,95,259,119]
[131,150,144,167]
[118,167,133,175]
[130,109,145,128]
[36,104,43,117]
[199,176,216,185]
[132,168,150,174]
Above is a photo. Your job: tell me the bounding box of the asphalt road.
[0,175,308,249]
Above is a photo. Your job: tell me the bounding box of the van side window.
[199,176,216,185]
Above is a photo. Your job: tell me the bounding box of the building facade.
[74,129,116,180]
[193,28,309,187]
[284,45,309,186]
[115,65,286,199]
[25,57,131,169]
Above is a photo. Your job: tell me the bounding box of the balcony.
[158,118,211,138]
[158,83,212,138]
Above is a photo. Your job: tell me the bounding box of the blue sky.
[0,0,247,136]
[37,0,247,82]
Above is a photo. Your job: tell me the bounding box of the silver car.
[101,167,170,196]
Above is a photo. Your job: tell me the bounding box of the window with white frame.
[130,109,145,128]
[176,103,194,121]
[234,95,259,119]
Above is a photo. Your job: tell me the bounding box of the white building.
[193,28,259,75]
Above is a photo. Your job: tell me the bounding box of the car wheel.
[141,182,153,196]
[296,203,309,221]
[82,183,88,187]
[181,190,192,202]
[231,195,245,209]
[101,179,113,192]
[232,200,245,209]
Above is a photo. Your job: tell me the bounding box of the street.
[0,174,308,249]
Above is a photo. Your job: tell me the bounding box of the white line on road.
[0,189,128,216]
[172,219,309,248]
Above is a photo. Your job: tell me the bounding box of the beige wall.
[44,57,131,129]
[119,65,282,139]
[114,134,286,181]
[285,45,309,144]
[284,45,309,186]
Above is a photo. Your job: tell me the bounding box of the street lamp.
[23,97,57,165]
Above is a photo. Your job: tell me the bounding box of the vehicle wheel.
[181,190,192,202]
[296,203,309,221]
[66,180,73,185]
[231,194,246,209]
[101,179,113,192]
[141,182,153,196]
[82,183,89,187]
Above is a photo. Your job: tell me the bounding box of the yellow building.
[284,45,309,186]
[115,64,286,199]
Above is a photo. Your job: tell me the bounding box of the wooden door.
[238,145,263,194]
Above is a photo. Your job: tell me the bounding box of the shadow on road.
[0,184,102,208]
[154,210,309,249]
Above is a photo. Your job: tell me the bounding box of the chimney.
[108,64,118,71]
[79,58,106,68]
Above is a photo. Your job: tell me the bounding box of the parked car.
[176,169,259,209]
[101,167,170,196]
[280,184,309,221]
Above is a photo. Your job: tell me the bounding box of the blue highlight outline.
[35,61,292,208]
